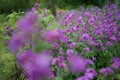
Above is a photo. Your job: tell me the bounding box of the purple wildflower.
[17,11,37,34]
[59,49,63,54]
[66,49,74,56]
[34,3,40,8]
[17,50,36,66]
[76,76,89,80]
[43,29,61,43]
[100,67,113,76]
[31,7,36,12]
[81,33,91,42]
[92,57,96,61]
[84,47,90,53]
[84,68,97,79]
[19,52,54,80]
[86,59,94,65]
[112,57,120,69]
[68,55,87,73]
[52,42,59,49]
[9,35,25,53]
[106,41,112,46]
[69,42,76,48]
[110,36,117,41]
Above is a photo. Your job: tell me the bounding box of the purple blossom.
[110,36,117,41]
[66,49,74,56]
[52,42,59,49]
[100,67,113,76]
[69,42,76,48]
[84,12,91,17]
[100,46,105,51]
[68,55,87,73]
[43,29,61,43]
[18,51,54,80]
[84,47,90,53]
[58,62,67,68]
[76,76,89,80]
[86,59,94,65]
[52,56,66,68]
[81,33,91,42]
[92,57,96,61]
[34,3,40,7]
[17,50,36,66]
[9,35,25,53]
[89,17,95,25]
[112,57,120,69]
[84,68,97,79]
[89,40,96,46]
[70,26,78,32]
[60,36,70,43]
[106,41,112,46]
[77,16,82,23]
[59,49,63,54]
[97,42,103,47]
[17,11,37,36]
[31,7,36,12]
[52,58,60,65]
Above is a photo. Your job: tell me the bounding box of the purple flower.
[100,46,105,51]
[60,36,70,43]
[76,76,89,80]
[89,17,95,25]
[31,7,36,12]
[106,41,112,46]
[69,42,76,48]
[89,40,96,46]
[19,52,54,80]
[58,62,67,68]
[17,50,36,66]
[97,42,103,47]
[66,49,74,56]
[52,56,66,68]
[59,49,63,54]
[110,36,117,41]
[68,55,87,73]
[42,8,46,11]
[86,59,94,65]
[84,68,97,79]
[9,35,25,53]
[17,12,37,44]
[81,33,91,42]
[100,67,113,76]
[43,29,61,43]
[52,58,60,65]
[77,16,82,23]
[17,11,37,34]
[52,42,59,49]
[92,57,96,61]
[84,47,90,53]
[34,3,40,7]
[112,57,120,69]
[84,12,91,17]
[70,26,78,32]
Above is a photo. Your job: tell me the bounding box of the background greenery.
[0,0,119,14]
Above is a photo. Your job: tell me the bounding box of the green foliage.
[0,0,32,14]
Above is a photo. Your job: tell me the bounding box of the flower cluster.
[8,3,120,80]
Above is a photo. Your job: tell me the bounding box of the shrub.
[7,3,120,80]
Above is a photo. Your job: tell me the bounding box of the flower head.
[68,55,87,73]
[100,67,113,76]
[9,34,25,53]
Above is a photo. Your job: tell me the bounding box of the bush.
[5,3,120,80]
